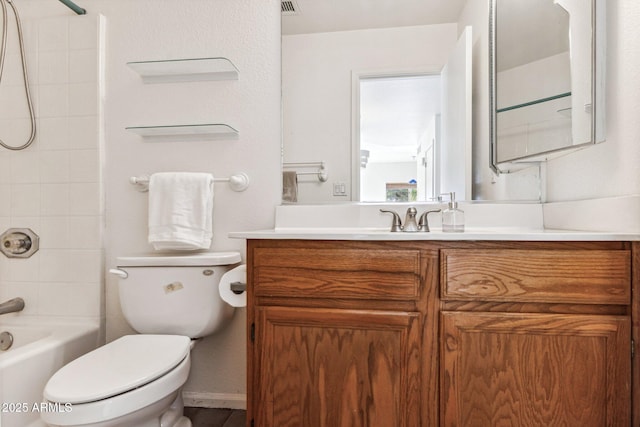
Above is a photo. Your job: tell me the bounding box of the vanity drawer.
[252,247,421,300]
[441,249,631,305]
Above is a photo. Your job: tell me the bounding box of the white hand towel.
[148,172,214,250]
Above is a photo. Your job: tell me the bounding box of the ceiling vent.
[281,0,300,15]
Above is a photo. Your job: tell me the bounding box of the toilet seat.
[45,334,191,404]
[42,335,191,426]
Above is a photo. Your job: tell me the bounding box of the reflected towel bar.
[130,173,250,192]
[283,161,328,182]
[58,0,86,15]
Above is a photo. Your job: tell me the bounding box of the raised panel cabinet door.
[254,306,422,427]
[441,312,630,427]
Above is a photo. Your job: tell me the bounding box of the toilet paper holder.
[230,281,246,295]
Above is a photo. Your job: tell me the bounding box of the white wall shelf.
[126,124,239,142]
[127,57,239,83]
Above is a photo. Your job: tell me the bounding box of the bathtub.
[0,318,99,427]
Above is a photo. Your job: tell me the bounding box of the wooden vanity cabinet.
[247,240,440,427]
[440,243,633,427]
[246,239,636,427]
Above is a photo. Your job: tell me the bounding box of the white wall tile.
[69,17,98,50]
[39,249,71,282]
[69,183,99,215]
[1,53,29,86]
[68,149,98,182]
[68,116,98,149]
[69,83,97,116]
[38,84,69,118]
[40,150,70,183]
[7,254,40,282]
[39,282,100,317]
[0,154,11,183]
[9,151,39,184]
[38,19,68,52]
[0,185,11,216]
[40,183,70,216]
[39,117,70,150]
[69,50,98,83]
[39,216,70,249]
[11,184,40,216]
[0,86,30,119]
[38,51,69,85]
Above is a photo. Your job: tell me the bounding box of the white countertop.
[229,227,640,241]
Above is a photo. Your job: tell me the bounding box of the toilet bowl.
[41,252,242,427]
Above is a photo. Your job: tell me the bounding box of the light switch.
[333,182,347,196]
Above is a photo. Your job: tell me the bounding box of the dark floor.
[184,407,246,427]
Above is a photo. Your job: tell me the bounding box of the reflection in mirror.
[358,74,440,202]
[282,0,470,204]
[490,0,606,172]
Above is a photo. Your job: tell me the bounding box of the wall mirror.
[282,0,471,204]
[489,0,606,173]
[282,0,605,204]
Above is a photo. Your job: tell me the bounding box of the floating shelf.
[127,57,239,83]
[497,92,571,114]
[126,124,239,142]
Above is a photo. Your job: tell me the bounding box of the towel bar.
[130,173,250,192]
[282,161,328,182]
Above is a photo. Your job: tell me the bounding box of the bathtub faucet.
[0,297,25,315]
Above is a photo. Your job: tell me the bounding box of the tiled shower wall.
[0,14,104,321]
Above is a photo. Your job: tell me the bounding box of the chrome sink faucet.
[380,207,441,232]
[0,297,25,315]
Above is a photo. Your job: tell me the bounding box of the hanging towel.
[282,171,298,203]
[148,172,214,250]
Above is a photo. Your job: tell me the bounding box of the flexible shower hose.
[0,0,36,151]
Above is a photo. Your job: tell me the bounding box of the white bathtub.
[0,318,99,427]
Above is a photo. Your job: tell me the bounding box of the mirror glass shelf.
[497,92,571,113]
[126,124,239,142]
[127,57,239,83]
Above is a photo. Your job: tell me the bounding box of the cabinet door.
[441,312,630,427]
[254,306,422,427]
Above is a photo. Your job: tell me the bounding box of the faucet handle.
[418,209,441,232]
[380,209,403,232]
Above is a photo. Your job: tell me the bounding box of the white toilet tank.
[113,252,242,338]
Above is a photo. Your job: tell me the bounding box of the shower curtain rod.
[58,0,86,15]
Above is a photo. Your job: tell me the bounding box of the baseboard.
[182,391,247,410]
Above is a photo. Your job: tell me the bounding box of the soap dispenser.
[441,192,465,232]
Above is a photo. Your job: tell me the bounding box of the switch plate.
[333,182,347,196]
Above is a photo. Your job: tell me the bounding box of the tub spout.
[0,297,24,315]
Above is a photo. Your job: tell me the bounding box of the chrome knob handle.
[0,229,38,258]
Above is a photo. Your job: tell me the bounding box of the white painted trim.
[351,66,444,202]
[182,392,247,410]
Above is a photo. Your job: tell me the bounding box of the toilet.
[41,252,242,427]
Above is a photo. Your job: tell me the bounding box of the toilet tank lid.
[117,251,241,267]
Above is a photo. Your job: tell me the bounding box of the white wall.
[97,0,281,407]
[282,24,457,203]
[545,0,640,202]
